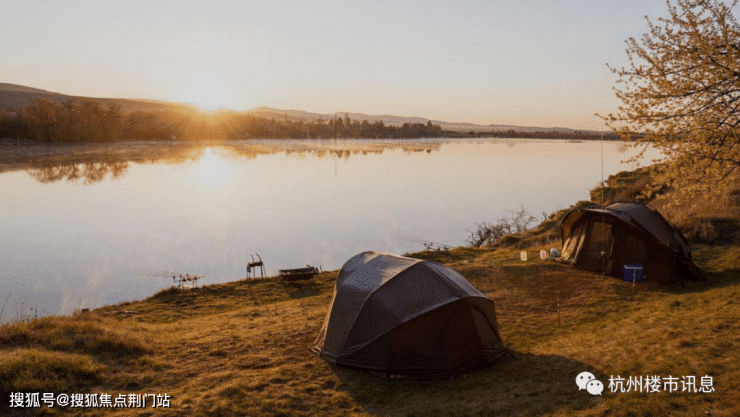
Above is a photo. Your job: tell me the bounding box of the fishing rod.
[133,271,204,289]
[398,236,453,251]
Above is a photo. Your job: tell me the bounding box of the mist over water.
[0,138,660,318]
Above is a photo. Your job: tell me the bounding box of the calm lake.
[0,138,659,318]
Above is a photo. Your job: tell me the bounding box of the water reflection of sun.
[187,148,234,188]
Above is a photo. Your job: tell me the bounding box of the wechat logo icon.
[576,372,603,395]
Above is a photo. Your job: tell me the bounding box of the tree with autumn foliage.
[19,98,122,142]
[603,0,740,203]
[20,98,65,141]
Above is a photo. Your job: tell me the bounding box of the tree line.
[0,99,447,141]
[0,98,616,142]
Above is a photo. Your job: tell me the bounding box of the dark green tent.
[557,202,706,284]
[312,251,510,378]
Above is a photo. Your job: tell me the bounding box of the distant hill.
[0,83,193,114]
[247,106,600,134]
[0,83,55,95]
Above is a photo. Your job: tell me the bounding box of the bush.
[467,206,538,247]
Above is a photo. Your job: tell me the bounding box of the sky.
[0,0,674,130]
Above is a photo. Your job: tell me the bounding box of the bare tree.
[467,206,537,247]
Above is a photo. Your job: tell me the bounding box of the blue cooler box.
[623,264,644,282]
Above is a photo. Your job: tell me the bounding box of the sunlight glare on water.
[185,147,235,190]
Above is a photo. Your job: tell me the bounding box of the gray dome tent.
[557,202,706,284]
[312,251,509,378]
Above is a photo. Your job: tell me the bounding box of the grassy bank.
[1,169,738,417]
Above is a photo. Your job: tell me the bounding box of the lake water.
[0,138,659,318]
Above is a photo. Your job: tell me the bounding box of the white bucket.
[540,250,548,260]
[520,250,527,261]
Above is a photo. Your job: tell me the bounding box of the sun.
[178,75,232,111]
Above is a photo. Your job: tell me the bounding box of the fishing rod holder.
[173,274,202,290]
[247,253,265,279]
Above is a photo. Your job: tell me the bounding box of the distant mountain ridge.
[0,83,55,95]
[0,83,193,114]
[1,82,602,134]
[247,107,598,134]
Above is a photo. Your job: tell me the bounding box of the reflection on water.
[0,138,659,319]
[5,139,443,184]
[27,161,130,184]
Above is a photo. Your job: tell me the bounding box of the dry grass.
[588,165,740,244]
[652,189,740,244]
[0,241,738,416]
